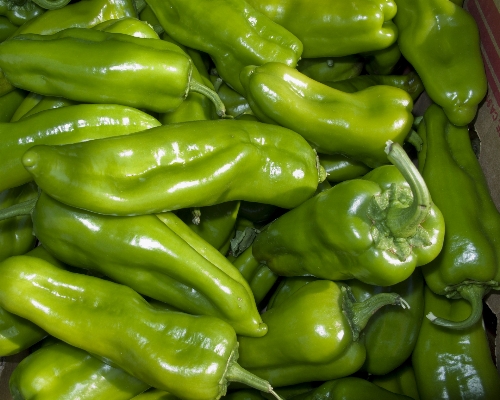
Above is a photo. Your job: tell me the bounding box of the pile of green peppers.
[0,0,499,399]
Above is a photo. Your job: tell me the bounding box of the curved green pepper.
[144,0,303,95]
[394,0,487,126]
[417,104,500,329]
[9,91,43,122]
[240,62,414,168]
[296,56,364,83]
[371,363,421,400]
[412,286,500,399]
[0,103,161,192]
[246,0,397,58]
[12,0,136,35]
[9,340,150,399]
[319,153,372,183]
[0,0,44,26]
[252,142,444,286]
[0,28,225,115]
[22,119,324,215]
[238,280,406,387]
[0,256,282,400]
[0,88,26,122]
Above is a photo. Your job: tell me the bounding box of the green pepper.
[0,0,44,26]
[132,389,180,399]
[9,339,150,399]
[12,0,136,35]
[252,142,444,286]
[0,15,16,41]
[412,286,500,399]
[393,0,487,126]
[347,269,425,375]
[287,377,413,400]
[13,95,77,121]
[0,88,26,122]
[361,42,402,75]
[0,28,226,116]
[8,91,43,122]
[318,153,372,183]
[246,0,397,58]
[296,56,364,83]
[210,76,253,119]
[371,363,421,400]
[0,255,283,400]
[0,103,161,192]
[139,4,163,36]
[237,280,406,387]
[94,16,160,38]
[22,119,324,215]
[417,104,500,329]
[240,62,414,168]
[145,0,303,95]
[0,191,267,337]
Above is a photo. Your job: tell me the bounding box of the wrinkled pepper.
[0,88,25,122]
[144,0,303,95]
[412,286,500,399]
[0,28,226,115]
[237,280,407,387]
[9,339,150,399]
[318,153,372,183]
[394,0,487,126]
[0,0,44,26]
[252,142,444,286]
[0,103,161,192]
[246,0,397,58]
[296,55,364,83]
[417,104,500,329]
[22,119,324,215]
[371,363,421,400]
[0,191,267,337]
[240,62,414,168]
[0,256,283,400]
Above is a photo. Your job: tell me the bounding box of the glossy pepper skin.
[394,0,487,126]
[412,287,500,400]
[23,191,267,337]
[246,0,397,58]
[296,55,364,83]
[238,280,405,387]
[0,0,44,26]
[0,28,223,115]
[23,119,324,215]
[0,88,25,122]
[371,363,421,400]
[318,153,372,183]
[0,256,280,400]
[9,339,150,400]
[145,0,303,95]
[0,103,161,192]
[252,143,444,287]
[418,104,500,330]
[240,62,414,168]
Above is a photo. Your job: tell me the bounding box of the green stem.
[226,363,284,400]
[191,207,201,225]
[30,0,71,9]
[0,197,37,221]
[426,285,487,330]
[405,130,423,152]
[384,140,431,238]
[342,286,408,341]
[189,79,228,118]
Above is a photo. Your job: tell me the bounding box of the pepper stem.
[31,0,71,9]
[384,140,431,238]
[189,79,228,118]
[405,130,423,152]
[426,285,488,330]
[341,285,408,341]
[226,363,284,400]
[0,197,37,221]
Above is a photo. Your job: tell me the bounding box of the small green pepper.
[22,119,324,215]
[240,62,413,168]
[0,255,283,400]
[318,153,372,183]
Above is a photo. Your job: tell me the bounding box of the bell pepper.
[412,286,500,399]
[237,279,407,387]
[393,0,487,126]
[0,0,44,26]
[0,88,25,122]
[0,28,226,116]
[144,0,303,95]
[286,377,413,400]
[245,0,397,58]
[240,62,414,168]
[417,104,500,329]
[9,339,150,399]
[0,191,267,337]
[0,103,161,192]
[318,153,372,183]
[0,15,16,41]
[371,363,421,400]
[252,142,444,287]
[22,119,325,215]
[0,255,283,400]
[12,0,136,35]
[296,55,364,83]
